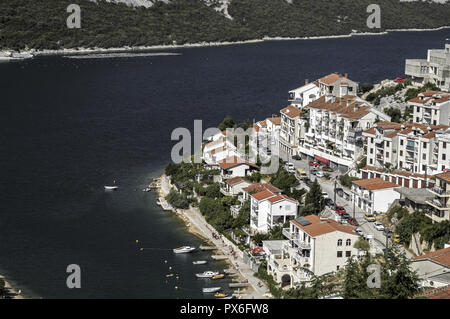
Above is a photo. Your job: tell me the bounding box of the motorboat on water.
[173,246,196,254]
[214,293,231,299]
[202,287,221,293]
[211,274,225,280]
[142,187,151,192]
[104,186,119,191]
[193,261,207,265]
[196,271,219,278]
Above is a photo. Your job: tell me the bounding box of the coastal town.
[159,42,450,299]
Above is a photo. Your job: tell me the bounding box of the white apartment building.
[352,178,401,214]
[317,73,359,98]
[250,189,298,234]
[288,80,320,108]
[405,43,450,92]
[364,121,450,175]
[299,95,389,170]
[279,105,303,156]
[242,182,282,202]
[220,177,252,196]
[426,171,450,223]
[409,91,450,126]
[264,215,359,287]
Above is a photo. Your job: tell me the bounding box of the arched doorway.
[281,274,291,288]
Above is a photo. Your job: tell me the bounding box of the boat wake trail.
[63,52,182,59]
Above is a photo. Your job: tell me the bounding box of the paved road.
[278,151,412,257]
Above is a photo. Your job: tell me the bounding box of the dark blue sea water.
[0,29,449,298]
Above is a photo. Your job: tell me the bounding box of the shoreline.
[155,174,270,299]
[3,25,450,59]
[0,275,24,299]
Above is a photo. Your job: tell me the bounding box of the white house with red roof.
[288,79,320,108]
[351,178,401,214]
[218,156,259,179]
[411,247,450,288]
[264,215,360,287]
[220,177,252,196]
[249,189,298,234]
[409,91,450,126]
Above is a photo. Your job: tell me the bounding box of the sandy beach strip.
[0,275,24,299]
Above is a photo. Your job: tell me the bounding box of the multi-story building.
[317,73,359,98]
[405,43,450,91]
[218,156,259,178]
[351,178,401,214]
[409,91,450,126]
[364,121,450,175]
[411,247,450,288]
[288,80,320,108]
[299,95,389,171]
[279,105,302,156]
[263,215,359,287]
[426,171,450,223]
[249,189,298,234]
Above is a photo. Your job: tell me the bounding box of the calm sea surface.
[0,29,449,298]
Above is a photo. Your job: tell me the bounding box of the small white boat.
[196,271,219,278]
[142,187,151,192]
[173,246,196,254]
[202,287,221,293]
[193,261,207,265]
[104,186,119,191]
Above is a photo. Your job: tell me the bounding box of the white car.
[316,171,324,178]
[321,191,329,199]
[355,228,364,236]
[374,222,385,231]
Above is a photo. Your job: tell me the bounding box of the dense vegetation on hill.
[2,0,449,50]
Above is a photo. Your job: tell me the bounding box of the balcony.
[429,186,450,197]
[406,145,415,151]
[426,198,449,211]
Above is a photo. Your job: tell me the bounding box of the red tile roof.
[416,285,450,299]
[218,156,259,170]
[243,183,282,194]
[353,178,399,191]
[435,171,450,183]
[319,73,343,85]
[281,105,302,118]
[413,247,450,267]
[225,177,250,186]
[251,189,276,201]
[267,117,281,125]
[291,215,357,237]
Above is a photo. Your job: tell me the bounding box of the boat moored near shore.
[196,271,219,278]
[173,246,196,254]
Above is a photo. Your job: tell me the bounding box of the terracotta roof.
[251,189,276,201]
[267,194,297,204]
[361,165,428,179]
[413,247,450,267]
[281,105,302,118]
[319,73,343,85]
[205,137,226,149]
[225,177,249,186]
[291,215,357,237]
[267,117,281,125]
[435,171,450,183]
[353,178,399,191]
[363,127,376,135]
[416,285,450,299]
[243,182,282,194]
[423,132,436,139]
[408,91,450,105]
[218,156,259,170]
[304,95,371,120]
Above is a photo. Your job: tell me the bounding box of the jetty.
[211,255,228,261]
[199,245,217,251]
[229,283,250,288]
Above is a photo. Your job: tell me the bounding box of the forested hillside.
[0,0,449,50]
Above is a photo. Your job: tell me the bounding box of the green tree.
[304,179,325,215]
[218,116,235,131]
[165,189,189,209]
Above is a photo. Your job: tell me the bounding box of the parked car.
[336,206,346,215]
[310,169,317,175]
[321,191,329,199]
[374,222,385,231]
[292,155,302,160]
[336,188,344,197]
[364,213,376,222]
[347,218,359,226]
[341,213,351,220]
[322,166,333,172]
[325,198,335,208]
[355,228,364,236]
[316,171,324,178]
[391,234,401,243]
[309,160,319,166]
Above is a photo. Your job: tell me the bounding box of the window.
[371,138,374,143]
[337,265,340,271]
[386,152,389,158]
[435,109,438,115]
[386,141,390,147]
[416,106,420,112]
[423,154,426,160]
[370,159,373,164]
[346,239,351,246]
[370,148,374,154]
[337,239,343,246]
[346,251,351,257]
[443,154,447,161]
[444,142,447,149]
[400,150,403,156]
[416,117,420,122]
[433,120,437,125]
[400,140,404,146]
[399,161,403,167]
[423,142,427,149]
[337,251,343,258]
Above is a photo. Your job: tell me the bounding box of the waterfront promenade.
[157,174,270,299]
